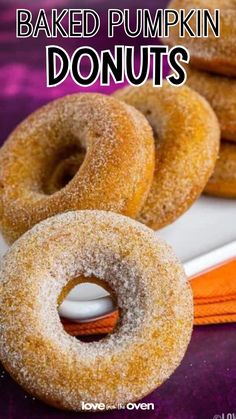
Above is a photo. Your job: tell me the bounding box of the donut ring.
[205,141,236,198]
[114,81,220,230]
[0,210,193,411]
[0,93,155,244]
[168,0,236,77]
[187,67,236,142]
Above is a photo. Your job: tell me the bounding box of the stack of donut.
[168,0,236,198]
[0,85,220,411]
[0,85,220,410]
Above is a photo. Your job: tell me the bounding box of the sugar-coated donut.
[187,67,236,142]
[0,210,193,411]
[205,141,236,198]
[114,82,220,230]
[0,93,155,244]
[168,0,236,77]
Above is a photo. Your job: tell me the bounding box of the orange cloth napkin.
[62,259,236,336]
[192,258,236,325]
[62,312,118,336]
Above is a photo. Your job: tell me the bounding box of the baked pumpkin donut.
[168,0,236,77]
[114,81,220,230]
[187,66,236,142]
[0,210,193,411]
[205,141,236,198]
[0,93,155,244]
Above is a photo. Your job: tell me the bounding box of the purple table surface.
[0,1,236,418]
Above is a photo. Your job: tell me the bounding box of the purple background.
[0,1,236,418]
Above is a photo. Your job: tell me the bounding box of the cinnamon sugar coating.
[186,66,236,142]
[114,82,220,229]
[0,93,155,244]
[205,141,236,198]
[168,0,236,77]
[0,211,193,411]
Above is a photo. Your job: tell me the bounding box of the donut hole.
[44,144,86,194]
[58,278,118,342]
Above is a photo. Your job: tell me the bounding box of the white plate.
[1,196,236,322]
[158,195,236,262]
